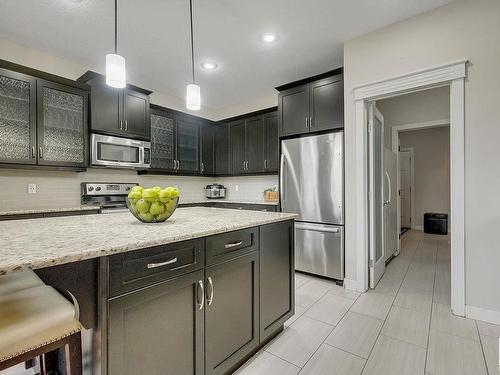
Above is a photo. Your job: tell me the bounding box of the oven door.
[91,134,151,168]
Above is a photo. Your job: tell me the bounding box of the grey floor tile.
[327,284,361,300]
[350,292,394,320]
[285,305,307,327]
[430,302,480,342]
[305,293,354,326]
[477,320,500,338]
[480,334,499,375]
[382,305,430,348]
[325,311,383,359]
[266,315,334,367]
[295,272,314,289]
[426,330,487,375]
[394,289,432,313]
[299,344,365,375]
[235,350,300,375]
[295,280,331,308]
[362,335,426,375]
[372,274,403,296]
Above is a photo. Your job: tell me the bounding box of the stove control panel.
[82,183,138,196]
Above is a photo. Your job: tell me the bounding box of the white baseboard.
[411,225,423,231]
[344,278,366,293]
[466,304,500,325]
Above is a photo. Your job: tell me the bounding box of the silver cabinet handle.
[147,257,178,269]
[125,120,128,131]
[201,162,204,173]
[38,147,43,159]
[31,146,35,159]
[197,280,204,310]
[264,159,267,169]
[305,117,308,129]
[309,116,313,128]
[206,277,214,306]
[119,120,123,130]
[224,240,243,249]
[177,160,180,170]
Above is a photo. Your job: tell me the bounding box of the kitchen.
[1,1,500,375]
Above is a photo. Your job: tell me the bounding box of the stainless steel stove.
[81,182,138,214]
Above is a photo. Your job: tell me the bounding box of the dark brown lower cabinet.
[205,252,260,375]
[259,221,295,342]
[107,269,204,375]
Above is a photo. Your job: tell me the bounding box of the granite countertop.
[0,207,296,275]
[181,199,279,206]
[0,205,100,216]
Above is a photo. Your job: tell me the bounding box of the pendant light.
[106,0,126,88]
[186,0,201,110]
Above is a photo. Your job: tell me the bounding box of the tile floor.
[235,230,499,375]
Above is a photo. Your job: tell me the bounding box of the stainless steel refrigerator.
[280,131,344,280]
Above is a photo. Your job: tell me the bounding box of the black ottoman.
[424,213,448,235]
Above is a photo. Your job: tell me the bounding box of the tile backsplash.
[0,168,278,211]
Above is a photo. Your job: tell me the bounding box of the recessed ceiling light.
[262,33,277,43]
[201,61,218,70]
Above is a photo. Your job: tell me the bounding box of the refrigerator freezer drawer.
[295,223,344,280]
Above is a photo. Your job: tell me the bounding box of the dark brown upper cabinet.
[78,71,151,141]
[278,73,343,136]
[214,123,230,175]
[201,122,215,175]
[264,112,279,172]
[0,65,88,170]
[246,115,265,173]
[229,119,247,175]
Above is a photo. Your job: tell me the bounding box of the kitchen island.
[0,207,296,375]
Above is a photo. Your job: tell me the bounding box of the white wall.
[215,175,278,202]
[344,0,500,315]
[399,127,450,229]
[376,86,450,148]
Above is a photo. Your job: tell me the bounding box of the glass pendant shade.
[106,54,126,88]
[186,84,201,110]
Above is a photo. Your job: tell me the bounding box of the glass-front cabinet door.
[150,111,175,170]
[176,118,200,173]
[0,68,37,164]
[37,81,88,167]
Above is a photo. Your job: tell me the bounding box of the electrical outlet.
[28,183,37,194]
[235,185,239,192]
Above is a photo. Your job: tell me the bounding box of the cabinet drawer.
[206,228,259,265]
[109,239,204,297]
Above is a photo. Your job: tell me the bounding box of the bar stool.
[0,270,82,374]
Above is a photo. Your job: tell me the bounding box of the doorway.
[399,149,413,234]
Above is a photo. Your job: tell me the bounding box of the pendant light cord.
[189,0,195,84]
[114,0,118,54]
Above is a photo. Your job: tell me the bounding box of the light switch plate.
[235,185,239,191]
[28,183,37,194]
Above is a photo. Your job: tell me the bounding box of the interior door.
[399,150,412,229]
[384,148,399,262]
[368,103,385,288]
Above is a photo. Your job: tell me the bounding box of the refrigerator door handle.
[280,153,286,202]
[295,223,340,233]
[384,171,391,206]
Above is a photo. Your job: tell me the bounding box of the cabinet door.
[229,120,246,174]
[246,115,264,173]
[264,112,278,172]
[201,123,215,175]
[278,84,309,136]
[260,221,295,342]
[177,117,200,173]
[122,89,150,140]
[37,80,88,167]
[89,82,121,136]
[108,269,205,375]
[214,124,229,175]
[150,110,176,171]
[0,68,37,164]
[205,252,259,375]
[310,75,344,131]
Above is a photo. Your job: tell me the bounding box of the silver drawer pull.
[147,257,178,269]
[224,241,243,249]
[197,280,204,310]
[207,277,214,306]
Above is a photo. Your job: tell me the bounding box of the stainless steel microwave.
[91,133,151,169]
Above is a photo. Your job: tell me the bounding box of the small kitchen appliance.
[205,184,227,199]
[81,182,138,214]
[91,133,151,169]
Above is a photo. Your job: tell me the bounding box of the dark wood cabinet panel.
[0,68,37,165]
[150,110,176,171]
[259,221,295,342]
[176,117,200,173]
[88,82,121,136]
[246,115,265,173]
[279,85,309,137]
[201,123,215,175]
[37,80,88,167]
[264,112,278,172]
[122,89,150,140]
[215,124,229,175]
[230,120,246,175]
[206,227,259,266]
[205,252,259,375]
[310,76,344,131]
[108,269,204,375]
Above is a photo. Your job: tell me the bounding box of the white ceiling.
[0,0,453,111]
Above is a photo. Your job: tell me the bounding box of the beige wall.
[344,0,500,314]
[399,127,450,229]
[376,86,450,149]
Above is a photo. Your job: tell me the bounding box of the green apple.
[128,190,142,200]
[139,212,155,223]
[155,212,170,221]
[164,199,177,214]
[149,201,165,216]
[142,188,158,202]
[152,186,162,194]
[158,188,172,203]
[135,198,150,214]
[131,186,143,193]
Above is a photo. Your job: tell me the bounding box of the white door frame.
[352,59,467,316]
[399,147,415,232]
